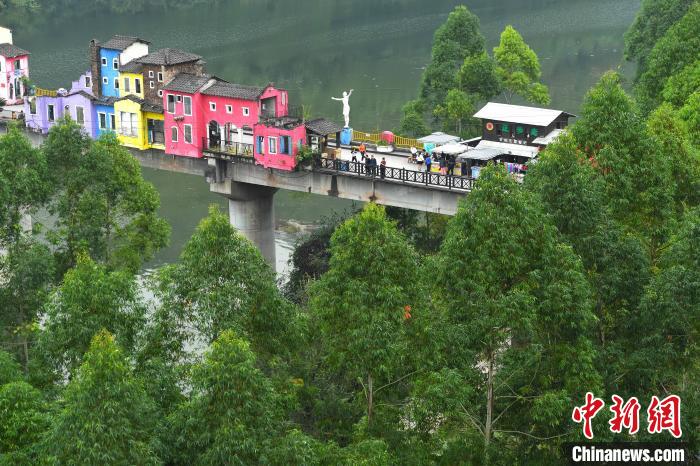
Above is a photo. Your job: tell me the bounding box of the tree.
[661,60,700,107]
[0,237,54,373]
[434,89,473,136]
[309,203,423,426]
[457,51,502,103]
[38,254,145,378]
[0,350,22,386]
[635,3,700,113]
[161,330,288,465]
[397,100,430,138]
[46,128,170,274]
[156,205,296,359]
[40,330,159,465]
[419,5,487,115]
[0,127,49,245]
[624,0,696,77]
[0,381,48,465]
[416,165,599,463]
[493,25,550,105]
[679,91,700,147]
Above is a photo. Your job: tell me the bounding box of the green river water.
[12,0,640,273]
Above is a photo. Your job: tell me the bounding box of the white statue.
[332,89,354,128]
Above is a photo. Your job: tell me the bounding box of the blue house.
[89,35,150,98]
[94,97,118,138]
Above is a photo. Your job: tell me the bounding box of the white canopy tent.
[417,132,460,146]
[431,142,470,155]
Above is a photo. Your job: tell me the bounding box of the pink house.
[0,39,30,105]
[162,73,289,158]
[253,117,307,170]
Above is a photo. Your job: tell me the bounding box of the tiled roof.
[201,80,263,100]
[136,48,202,66]
[67,90,97,101]
[100,35,149,51]
[0,43,30,58]
[116,94,163,113]
[96,96,119,106]
[119,61,143,73]
[305,118,344,135]
[162,73,211,94]
[473,102,574,127]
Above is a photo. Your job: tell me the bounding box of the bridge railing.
[317,158,473,191]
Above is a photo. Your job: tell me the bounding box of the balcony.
[202,137,253,160]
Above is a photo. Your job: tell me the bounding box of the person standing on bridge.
[416,151,424,167]
[439,154,447,175]
[380,157,386,179]
[365,153,371,175]
[359,142,367,161]
[425,153,432,174]
[351,147,358,163]
[447,154,456,176]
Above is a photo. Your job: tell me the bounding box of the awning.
[475,140,539,158]
[532,128,565,145]
[417,132,460,145]
[432,142,470,155]
[456,148,501,162]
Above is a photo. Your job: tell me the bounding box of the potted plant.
[295,145,315,170]
[376,139,393,153]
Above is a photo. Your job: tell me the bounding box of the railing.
[202,137,253,157]
[316,158,473,191]
[393,135,422,149]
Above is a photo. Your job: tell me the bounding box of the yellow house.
[114,95,164,150]
[118,62,145,99]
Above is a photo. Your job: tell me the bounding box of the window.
[113,58,119,70]
[120,112,138,137]
[149,81,154,89]
[176,96,182,102]
[114,78,120,90]
[184,124,192,144]
[101,57,107,66]
[256,136,264,154]
[282,92,286,105]
[167,94,176,113]
[171,127,178,142]
[226,105,233,114]
[280,135,291,155]
[110,114,116,130]
[184,96,192,116]
[98,112,107,129]
[102,77,108,85]
[269,137,277,154]
[76,106,85,124]
[158,90,163,97]
[14,59,20,69]
[157,72,163,82]
[47,104,55,122]
[148,70,154,78]
[124,78,131,93]
[209,102,216,111]
[135,79,141,94]
[242,107,250,116]
[85,76,91,88]
[29,98,36,115]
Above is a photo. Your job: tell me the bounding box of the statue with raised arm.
[332,89,354,128]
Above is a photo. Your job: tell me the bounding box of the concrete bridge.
[134,149,471,264]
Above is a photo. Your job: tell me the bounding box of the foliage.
[624,0,696,76]
[156,205,296,359]
[0,351,22,386]
[661,59,700,107]
[40,330,159,465]
[397,100,430,138]
[419,5,487,117]
[160,330,289,465]
[679,91,700,147]
[457,51,502,103]
[38,254,145,378]
[295,144,315,165]
[635,2,700,113]
[0,127,49,245]
[433,89,473,136]
[493,25,550,105]
[0,381,48,465]
[46,127,170,274]
[309,203,423,425]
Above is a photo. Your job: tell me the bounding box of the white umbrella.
[432,142,469,155]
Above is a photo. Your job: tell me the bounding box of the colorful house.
[24,71,99,138]
[253,117,307,170]
[162,73,289,158]
[114,94,164,150]
[89,35,150,98]
[0,26,30,105]
[94,97,118,138]
[129,48,205,104]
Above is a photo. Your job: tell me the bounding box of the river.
[11,0,640,274]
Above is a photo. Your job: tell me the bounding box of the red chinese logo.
[647,395,682,438]
[609,395,641,435]
[572,392,605,439]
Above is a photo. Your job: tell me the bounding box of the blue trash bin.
[340,127,353,145]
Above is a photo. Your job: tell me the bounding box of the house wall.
[71,71,93,94]
[144,110,165,150]
[120,42,149,65]
[0,53,29,104]
[141,62,205,105]
[63,93,97,139]
[259,86,289,118]
[115,98,145,149]
[94,103,116,138]
[253,123,305,171]
[200,94,260,131]
[163,90,202,158]
[24,93,95,137]
[119,71,145,99]
[0,27,12,46]
[100,48,121,97]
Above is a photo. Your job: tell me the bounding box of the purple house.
[25,71,100,138]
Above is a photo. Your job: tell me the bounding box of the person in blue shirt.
[424,154,432,173]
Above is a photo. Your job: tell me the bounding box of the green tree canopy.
[661,59,700,107]
[493,25,550,105]
[397,100,430,138]
[457,51,502,103]
[161,330,288,465]
[40,330,159,465]
[679,91,700,147]
[0,381,48,465]
[434,88,474,135]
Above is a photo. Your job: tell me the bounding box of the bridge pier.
[223,182,278,266]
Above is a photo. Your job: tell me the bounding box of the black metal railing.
[202,137,254,157]
[317,158,473,191]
